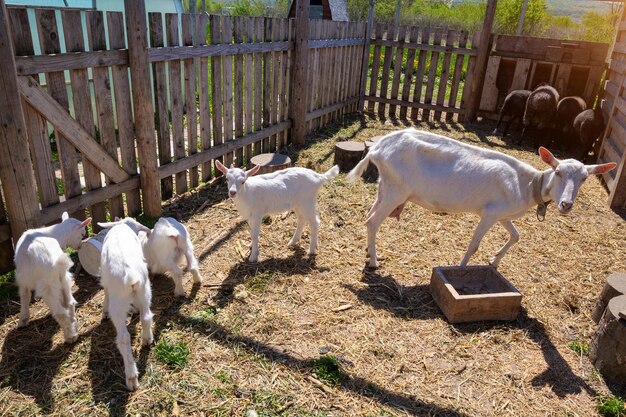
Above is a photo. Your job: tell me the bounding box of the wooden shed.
[288,0,348,21]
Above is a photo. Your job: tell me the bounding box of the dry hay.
[1,115,625,416]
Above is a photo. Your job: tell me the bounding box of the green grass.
[155,338,190,369]
[0,270,17,301]
[597,395,626,417]
[136,213,159,229]
[569,340,590,356]
[181,307,218,327]
[244,271,274,292]
[313,355,344,387]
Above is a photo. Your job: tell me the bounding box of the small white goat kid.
[99,217,202,296]
[14,212,91,343]
[100,223,153,391]
[347,128,616,268]
[215,160,340,262]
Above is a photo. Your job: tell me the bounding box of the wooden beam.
[358,0,375,111]
[365,95,465,114]
[0,0,42,238]
[149,41,292,61]
[125,0,162,216]
[290,0,310,146]
[308,38,364,49]
[371,38,478,56]
[17,76,130,183]
[465,0,497,122]
[158,121,292,179]
[306,96,360,121]
[15,49,128,76]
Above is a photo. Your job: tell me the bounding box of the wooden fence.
[363,24,480,122]
[0,2,367,273]
[598,9,626,208]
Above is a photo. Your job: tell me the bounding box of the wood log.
[249,153,292,175]
[592,272,626,323]
[334,141,365,172]
[363,140,379,182]
[590,294,626,384]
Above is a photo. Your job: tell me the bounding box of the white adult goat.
[99,217,202,296]
[14,212,91,343]
[215,160,340,262]
[100,223,153,391]
[347,128,616,268]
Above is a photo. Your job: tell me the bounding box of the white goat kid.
[100,223,153,391]
[347,128,616,268]
[14,212,91,343]
[141,217,202,296]
[215,160,340,262]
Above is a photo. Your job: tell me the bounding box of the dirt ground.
[1,115,625,416]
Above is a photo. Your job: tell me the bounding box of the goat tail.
[55,252,74,273]
[346,153,370,183]
[320,165,340,182]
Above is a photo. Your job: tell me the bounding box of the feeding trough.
[77,228,110,277]
[430,266,522,323]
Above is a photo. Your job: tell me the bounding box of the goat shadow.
[0,269,101,413]
[211,246,329,309]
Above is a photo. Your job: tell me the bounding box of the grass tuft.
[0,270,16,301]
[569,340,589,356]
[137,213,159,229]
[155,338,189,369]
[313,355,344,386]
[597,395,626,417]
[244,271,274,292]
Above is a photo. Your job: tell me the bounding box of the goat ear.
[80,217,92,228]
[215,160,228,175]
[245,165,260,179]
[539,147,559,169]
[114,216,121,221]
[587,162,617,175]
[61,211,69,221]
[97,221,120,229]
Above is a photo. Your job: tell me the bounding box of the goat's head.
[215,160,260,199]
[539,147,616,215]
[98,216,152,236]
[60,211,92,249]
[153,218,180,244]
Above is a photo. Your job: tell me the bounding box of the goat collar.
[531,170,552,221]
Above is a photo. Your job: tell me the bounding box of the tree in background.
[494,0,547,35]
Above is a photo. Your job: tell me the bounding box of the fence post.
[358,0,375,111]
[124,0,162,217]
[464,0,497,122]
[290,0,310,146]
[0,0,41,239]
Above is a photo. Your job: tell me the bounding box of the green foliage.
[568,340,589,356]
[581,11,620,43]
[0,271,17,301]
[155,338,190,369]
[597,395,626,417]
[244,271,274,292]
[495,0,548,35]
[136,213,159,229]
[313,355,344,386]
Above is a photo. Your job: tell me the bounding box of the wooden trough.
[430,266,522,323]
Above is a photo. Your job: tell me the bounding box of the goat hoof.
[488,257,500,269]
[174,290,185,297]
[64,334,78,344]
[17,319,29,328]
[491,129,498,135]
[368,260,380,269]
[142,335,153,346]
[126,376,139,391]
[248,256,258,263]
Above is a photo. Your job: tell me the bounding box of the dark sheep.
[492,89,531,136]
[572,107,605,161]
[556,96,587,147]
[518,84,560,146]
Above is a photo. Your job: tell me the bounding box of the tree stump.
[249,153,292,175]
[592,273,626,323]
[334,141,365,172]
[363,140,379,182]
[590,294,626,383]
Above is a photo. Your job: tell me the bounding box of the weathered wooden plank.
[148,40,292,62]
[320,20,332,125]
[435,29,457,121]
[88,10,124,218]
[35,8,82,208]
[222,16,235,165]
[510,58,531,91]
[62,10,107,226]
[182,13,198,187]
[338,23,350,119]
[309,20,321,132]
[290,0,309,145]
[389,26,406,118]
[398,27,418,119]
[165,13,187,195]
[366,95,464,114]
[124,0,161,216]
[447,30,469,120]
[210,15,224,174]
[367,23,384,114]
[107,11,141,215]
[244,17,254,159]
[233,16,244,163]
[411,27,431,121]
[554,63,572,97]
[308,38,364,48]
[9,8,59,208]
[424,29,444,121]
[378,25,394,118]
[459,31,482,122]
[371,38,477,56]
[253,17,263,155]
[0,2,40,237]
[358,0,375,111]
[584,65,605,105]
[197,13,212,181]
[263,17,273,150]
[479,55,501,113]
[306,96,360,121]
[159,121,292,179]
[149,12,173,200]
[279,18,290,146]
[16,50,128,75]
